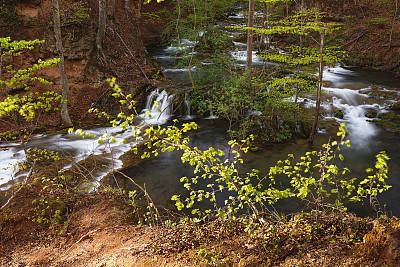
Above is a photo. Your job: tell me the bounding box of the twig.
[64,228,101,255]
[80,88,112,119]
[340,31,365,48]
[108,27,148,79]
[114,170,162,225]
[1,163,35,210]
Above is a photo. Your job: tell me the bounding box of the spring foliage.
[72,79,391,224]
[0,38,59,92]
[0,38,63,156]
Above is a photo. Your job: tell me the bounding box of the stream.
[1,17,400,217]
[111,64,400,216]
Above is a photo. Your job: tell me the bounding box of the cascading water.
[0,89,175,190]
[207,99,218,119]
[144,32,400,216]
[323,85,382,149]
[141,89,174,125]
[3,15,400,216]
[183,93,194,120]
[145,90,159,109]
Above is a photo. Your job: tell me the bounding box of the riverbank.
[1,183,399,266]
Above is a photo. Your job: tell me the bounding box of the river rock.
[365,109,378,118]
[334,110,344,119]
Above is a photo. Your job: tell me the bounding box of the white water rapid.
[0,89,174,189]
[320,67,390,149]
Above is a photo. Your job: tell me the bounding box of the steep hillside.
[300,0,400,75]
[0,0,173,130]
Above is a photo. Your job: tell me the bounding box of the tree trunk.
[299,0,304,54]
[246,0,255,70]
[260,1,268,50]
[52,0,73,127]
[134,0,141,19]
[108,0,115,21]
[309,28,325,143]
[0,46,3,82]
[389,0,399,49]
[96,0,107,53]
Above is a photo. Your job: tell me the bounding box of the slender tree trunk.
[299,0,304,54]
[175,0,181,43]
[286,0,289,17]
[96,0,107,53]
[246,0,255,70]
[204,0,208,29]
[188,0,197,87]
[260,1,268,49]
[389,0,399,49]
[134,0,141,18]
[309,29,325,143]
[52,0,73,127]
[295,0,305,111]
[108,0,115,21]
[0,46,3,82]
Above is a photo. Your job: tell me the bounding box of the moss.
[391,102,400,111]
[365,109,378,118]
[372,112,400,134]
[335,110,344,119]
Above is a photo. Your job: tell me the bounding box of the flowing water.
[2,19,400,217]
[136,23,400,216]
[109,64,400,216]
[0,90,175,201]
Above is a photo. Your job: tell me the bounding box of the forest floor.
[1,0,400,266]
[0,184,399,266]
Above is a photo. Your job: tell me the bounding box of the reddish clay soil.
[1,183,399,266]
[0,0,173,133]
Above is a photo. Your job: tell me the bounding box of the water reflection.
[115,119,400,217]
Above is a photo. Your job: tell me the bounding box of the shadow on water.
[324,66,400,88]
[113,118,400,217]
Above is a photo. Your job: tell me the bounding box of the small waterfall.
[0,89,176,189]
[207,100,218,119]
[141,89,174,125]
[183,93,194,120]
[324,86,380,149]
[229,50,264,66]
[145,90,159,110]
[345,105,379,147]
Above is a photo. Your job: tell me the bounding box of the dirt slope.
[300,0,400,75]
[1,187,399,266]
[0,0,173,131]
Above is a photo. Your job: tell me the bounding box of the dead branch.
[107,26,149,79]
[340,31,366,48]
[114,170,162,225]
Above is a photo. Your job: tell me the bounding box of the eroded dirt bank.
[0,184,399,266]
[0,0,173,132]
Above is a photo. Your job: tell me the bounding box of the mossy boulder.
[365,109,378,118]
[372,112,400,134]
[335,110,344,119]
